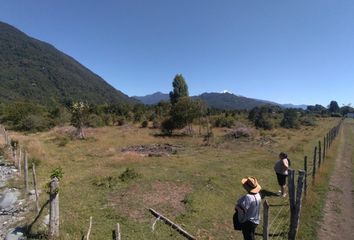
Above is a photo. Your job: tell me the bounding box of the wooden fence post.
[312,146,317,180]
[24,151,29,195]
[32,163,40,214]
[318,141,322,168]
[116,223,121,240]
[49,177,60,239]
[86,216,93,240]
[288,169,296,226]
[304,156,307,196]
[288,171,305,240]
[18,148,22,176]
[323,136,326,162]
[263,200,269,240]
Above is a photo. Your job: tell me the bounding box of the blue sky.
[1,0,353,106]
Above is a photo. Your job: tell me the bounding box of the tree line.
[0,74,352,134]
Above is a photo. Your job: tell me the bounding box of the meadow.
[10,117,340,240]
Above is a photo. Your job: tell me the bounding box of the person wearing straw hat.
[235,176,262,240]
[273,152,289,197]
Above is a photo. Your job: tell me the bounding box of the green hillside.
[0,21,133,105]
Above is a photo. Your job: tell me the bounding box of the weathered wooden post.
[24,151,29,194]
[49,177,60,239]
[13,142,17,164]
[32,163,40,214]
[312,146,317,180]
[86,216,93,240]
[323,136,326,162]
[288,169,296,218]
[116,223,121,240]
[288,171,305,240]
[263,200,269,240]
[304,156,307,196]
[18,148,22,176]
[318,141,322,168]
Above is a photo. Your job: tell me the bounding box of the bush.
[29,157,42,168]
[281,109,300,129]
[248,106,275,130]
[119,168,141,182]
[86,114,105,128]
[225,127,256,139]
[18,114,51,132]
[160,118,175,135]
[214,116,235,128]
[50,167,64,180]
[300,116,317,126]
[141,120,148,128]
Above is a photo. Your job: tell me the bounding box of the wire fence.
[262,119,343,240]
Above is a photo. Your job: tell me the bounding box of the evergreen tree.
[328,100,340,113]
[169,74,189,105]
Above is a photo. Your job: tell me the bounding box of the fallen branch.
[148,208,195,240]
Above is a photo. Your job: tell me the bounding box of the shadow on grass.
[260,189,280,198]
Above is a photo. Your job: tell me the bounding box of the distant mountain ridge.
[133,92,169,105]
[0,21,134,105]
[134,91,307,110]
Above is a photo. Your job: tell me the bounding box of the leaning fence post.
[24,151,29,195]
[32,163,40,214]
[288,170,305,240]
[312,146,317,180]
[318,141,322,168]
[86,216,93,240]
[263,200,269,240]
[49,177,60,239]
[304,156,307,196]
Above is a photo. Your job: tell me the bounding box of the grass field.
[8,117,341,240]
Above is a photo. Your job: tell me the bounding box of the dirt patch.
[121,144,180,157]
[108,181,192,222]
[317,122,354,240]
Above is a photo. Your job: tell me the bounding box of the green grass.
[8,118,342,240]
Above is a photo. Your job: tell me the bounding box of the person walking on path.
[235,177,262,240]
[274,152,289,197]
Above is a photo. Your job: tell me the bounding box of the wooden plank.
[148,208,195,240]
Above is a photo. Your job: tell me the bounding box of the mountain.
[0,21,134,105]
[194,92,280,110]
[133,92,169,105]
[135,91,281,110]
[281,104,308,110]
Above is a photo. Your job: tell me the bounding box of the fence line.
[262,119,342,240]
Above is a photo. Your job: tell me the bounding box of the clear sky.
[1,0,353,106]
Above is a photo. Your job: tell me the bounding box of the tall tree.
[328,100,340,113]
[169,74,189,105]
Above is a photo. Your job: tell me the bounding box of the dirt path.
[317,120,354,240]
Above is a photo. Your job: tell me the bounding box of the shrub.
[18,114,51,132]
[50,167,64,180]
[300,116,317,126]
[86,114,105,128]
[119,168,141,182]
[29,157,42,168]
[224,127,256,139]
[214,116,235,128]
[281,109,300,129]
[160,118,175,135]
[141,120,148,128]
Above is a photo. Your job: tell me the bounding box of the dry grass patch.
[108,181,192,222]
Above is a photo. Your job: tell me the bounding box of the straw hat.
[241,177,261,194]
